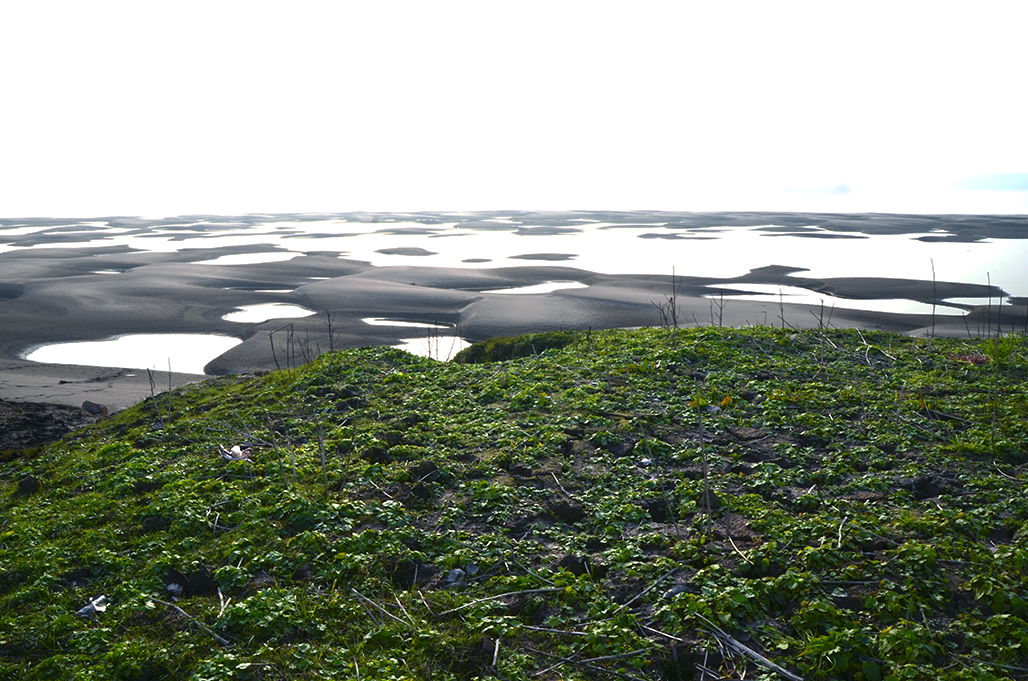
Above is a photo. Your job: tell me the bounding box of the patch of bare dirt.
[0,399,97,455]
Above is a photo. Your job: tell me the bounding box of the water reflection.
[711,284,986,316]
[364,318,457,330]
[480,282,588,294]
[23,334,242,375]
[362,318,469,360]
[3,215,1025,301]
[393,335,471,361]
[223,304,316,323]
[194,252,299,266]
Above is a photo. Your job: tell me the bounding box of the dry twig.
[151,597,232,647]
[694,614,803,681]
[613,567,679,614]
[438,588,563,616]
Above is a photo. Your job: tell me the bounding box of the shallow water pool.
[23,334,242,375]
[223,303,317,323]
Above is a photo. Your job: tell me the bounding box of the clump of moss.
[453,330,578,363]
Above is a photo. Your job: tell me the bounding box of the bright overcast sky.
[2,1,1027,218]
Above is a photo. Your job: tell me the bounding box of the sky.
[2,1,1027,218]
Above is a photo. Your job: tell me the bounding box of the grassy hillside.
[2,327,1027,680]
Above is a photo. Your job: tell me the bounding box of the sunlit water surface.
[363,318,471,361]
[223,304,317,323]
[3,219,1024,296]
[481,281,589,295]
[23,334,242,375]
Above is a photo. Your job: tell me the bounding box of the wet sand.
[1,211,1025,411]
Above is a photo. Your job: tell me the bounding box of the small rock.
[390,561,438,590]
[602,440,634,457]
[163,566,218,598]
[547,499,585,524]
[696,489,721,512]
[662,584,689,599]
[184,567,219,596]
[410,460,439,481]
[248,570,275,592]
[730,462,754,475]
[409,483,432,501]
[14,475,40,497]
[638,497,672,523]
[361,446,390,463]
[81,401,108,417]
[555,554,608,579]
[475,637,497,668]
[556,555,589,576]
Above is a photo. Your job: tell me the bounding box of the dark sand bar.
[1,211,1026,411]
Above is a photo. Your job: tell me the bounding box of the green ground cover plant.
[1,326,1027,680]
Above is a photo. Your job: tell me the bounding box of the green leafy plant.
[2,328,1028,679]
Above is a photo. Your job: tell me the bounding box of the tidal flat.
[2,211,1026,409]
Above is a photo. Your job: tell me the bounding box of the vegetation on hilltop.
[1,326,1027,680]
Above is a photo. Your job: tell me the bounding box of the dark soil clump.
[0,399,97,455]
